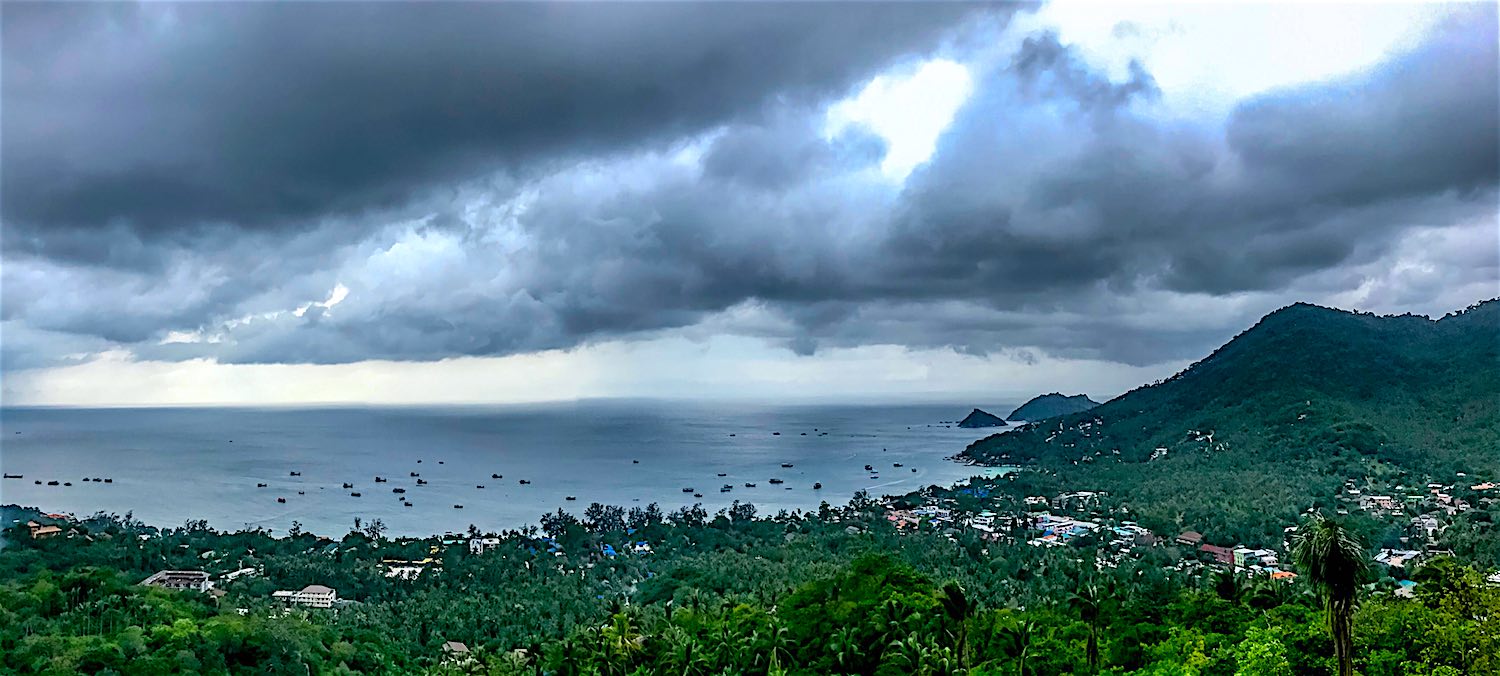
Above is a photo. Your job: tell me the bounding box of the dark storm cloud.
[3,4,1496,372]
[2,1,996,246]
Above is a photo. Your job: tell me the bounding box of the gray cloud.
[2,1,996,247]
[2,4,1496,373]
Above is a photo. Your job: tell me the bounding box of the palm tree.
[939,582,977,667]
[1292,515,1368,676]
[1068,581,1104,673]
[998,620,1038,676]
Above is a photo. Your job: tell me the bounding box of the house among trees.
[272,584,337,608]
[141,570,213,593]
[1175,531,1203,546]
[26,521,62,539]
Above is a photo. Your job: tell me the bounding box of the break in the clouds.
[2,2,1497,403]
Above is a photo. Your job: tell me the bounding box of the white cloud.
[827,58,974,179]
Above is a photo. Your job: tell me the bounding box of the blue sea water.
[0,401,1019,538]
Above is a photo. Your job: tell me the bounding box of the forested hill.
[1006,393,1099,421]
[962,300,1500,544]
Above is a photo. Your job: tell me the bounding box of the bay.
[0,401,1021,537]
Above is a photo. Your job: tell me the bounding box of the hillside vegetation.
[963,300,1500,546]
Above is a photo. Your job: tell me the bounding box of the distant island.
[956,408,1007,428]
[1006,393,1100,421]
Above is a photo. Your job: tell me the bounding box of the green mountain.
[1006,392,1099,421]
[962,299,1500,546]
[957,408,1007,428]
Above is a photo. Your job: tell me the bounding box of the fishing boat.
[813,483,822,489]
[893,463,903,467]
[566,496,577,501]
[491,473,502,479]
[453,504,463,509]
[393,488,406,494]
[768,478,784,485]
[864,464,873,471]
[476,485,485,489]
[256,483,268,488]
[720,484,732,492]
[289,471,301,476]
[277,497,286,503]
[781,463,794,468]
[717,473,727,477]
[343,483,354,488]
[519,479,531,485]
[350,492,362,497]
[744,482,757,488]
[2,474,22,479]
[682,487,695,492]
[693,493,703,498]
[374,476,387,483]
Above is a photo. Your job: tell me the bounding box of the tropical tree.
[998,619,1039,676]
[1292,515,1368,676]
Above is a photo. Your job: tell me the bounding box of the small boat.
[256,483,268,488]
[491,473,502,479]
[781,463,794,468]
[744,482,757,488]
[438,461,444,464]
[92,478,103,482]
[864,464,873,471]
[289,471,301,476]
[417,459,422,463]
[416,479,428,485]
[632,460,640,464]
[911,468,917,472]
[519,479,530,485]
[682,487,695,492]
[717,473,727,477]
[772,432,781,436]
[813,483,822,489]
[4,473,23,479]
[350,492,362,497]
[893,463,903,467]
[276,497,286,503]
[800,432,807,436]
[403,502,412,507]
[410,472,420,477]
[720,484,732,492]
[63,482,72,486]
[693,493,703,498]
[34,480,41,485]
[82,477,92,482]
[476,485,485,489]
[729,433,736,437]
[104,478,112,483]
[768,478,784,485]
[566,496,577,501]
[393,488,406,494]
[453,504,463,509]
[343,483,354,489]
[374,477,387,483]
[297,491,305,495]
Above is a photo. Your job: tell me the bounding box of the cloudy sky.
[2,2,1496,406]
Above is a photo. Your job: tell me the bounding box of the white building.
[272,584,338,608]
[469,537,502,555]
[141,570,213,593]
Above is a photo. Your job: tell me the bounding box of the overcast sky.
[2,2,1496,406]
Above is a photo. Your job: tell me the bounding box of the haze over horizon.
[3,2,1496,406]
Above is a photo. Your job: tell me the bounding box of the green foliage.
[962,301,1500,547]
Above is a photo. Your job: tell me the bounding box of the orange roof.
[1270,571,1297,580]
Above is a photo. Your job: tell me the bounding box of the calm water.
[0,401,1019,537]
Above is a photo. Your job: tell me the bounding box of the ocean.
[0,401,1020,538]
